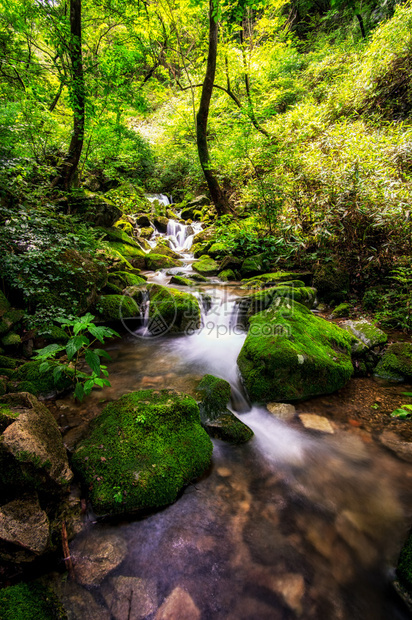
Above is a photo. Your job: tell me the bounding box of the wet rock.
[148,285,201,334]
[204,411,254,444]
[298,414,334,434]
[335,511,378,566]
[155,586,200,620]
[267,403,296,421]
[58,581,111,620]
[196,374,231,421]
[341,319,387,353]
[216,467,232,477]
[380,430,412,463]
[192,255,220,277]
[71,530,128,586]
[219,255,242,272]
[153,215,169,233]
[330,303,352,319]
[135,213,151,227]
[101,576,157,620]
[71,196,121,227]
[0,493,50,562]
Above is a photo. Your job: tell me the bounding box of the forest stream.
[47,203,412,620]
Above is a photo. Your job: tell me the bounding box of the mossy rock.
[108,271,146,290]
[196,374,231,422]
[313,264,349,303]
[341,319,388,356]
[72,390,213,516]
[153,216,169,233]
[192,226,216,245]
[0,356,19,370]
[108,242,146,269]
[145,254,183,271]
[218,269,236,282]
[331,303,353,319]
[148,285,201,334]
[97,226,141,248]
[135,213,151,227]
[192,256,220,277]
[208,242,230,259]
[220,256,242,272]
[0,368,16,379]
[242,285,317,319]
[237,299,353,402]
[149,242,181,259]
[191,242,212,258]
[0,378,6,397]
[240,254,266,278]
[0,309,24,336]
[139,226,154,239]
[242,271,311,287]
[204,412,253,444]
[1,333,21,348]
[0,581,66,620]
[190,273,208,282]
[0,291,11,317]
[12,361,73,397]
[170,275,194,287]
[374,343,412,382]
[39,325,69,344]
[97,294,139,321]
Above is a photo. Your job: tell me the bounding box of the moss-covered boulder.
[374,343,412,382]
[0,309,24,336]
[237,299,353,402]
[72,390,213,516]
[340,319,388,376]
[240,254,265,277]
[97,294,139,321]
[241,285,317,319]
[153,215,169,233]
[170,275,194,287]
[108,242,146,270]
[135,213,151,227]
[149,242,181,259]
[0,392,73,495]
[0,581,66,620]
[204,412,253,444]
[218,269,236,282]
[0,355,19,370]
[145,254,183,271]
[208,242,230,259]
[108,271,146,291]
[242,271,311,287]
[11,361,73,397]
[2,332,22,348]
[219,255,242,272]
[71,195,121,227]
[192,226,216,245]
[331,303,353,319]
[192,256,220,277]
[98,226,141,248]
[139,226,154,239]
[148,285,201,334]
[191,242,212,258]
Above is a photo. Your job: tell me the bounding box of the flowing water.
[56,217,412,619]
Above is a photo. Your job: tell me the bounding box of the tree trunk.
[196,0,229,215]
[53,0,85,191]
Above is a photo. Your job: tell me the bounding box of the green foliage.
[33,313,118,401]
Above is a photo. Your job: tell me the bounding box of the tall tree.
[196,0,230,215]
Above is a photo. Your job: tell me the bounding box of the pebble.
[298,414,334,434]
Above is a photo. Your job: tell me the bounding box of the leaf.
[74,382,85,402]
[402,404,412,411]
[94,348,112,360]
[39,361,50,374]
[66,335,90,360]
[88,325,110,342]
[53,365,64,382]
[94,378,111,387]
[391,409,410,419]
[34,343,63,359]
[401,392,412,397]
[85,350,101,375]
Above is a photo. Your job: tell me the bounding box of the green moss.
[204,412,254,444]
[242,271,310,286]
[191,242,212,258]
[0,309,24,336]
[72,390,213,516]
[39,325,69,343]
[374,343,412,381]
[190,273,208,282]
[240,254,265,277]
[208,242,230,258]
[13,361,73,396]
[244,285,317,318]
[108,271,146,290]
[0,582,66,620]
[0,356,19,369]
[149,285,200,334]
[97,294,139,321]
[238,299,353,402]
[170,275,194,287]
[0,403,18,432]
[145,254,183,271]
[218,269,236,281]
[192,256,220,276]
[0,378,6,397]
[196,374,231,421]
[1,332,21,348]
[0,368,15,378]
[108,242,146,269]
[0,291,11,317]
[150,242,181,259]
[397,531,412,597]
[331,303,353,318]
[98,226,142,248]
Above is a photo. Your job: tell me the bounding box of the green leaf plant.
[34,313,119,401]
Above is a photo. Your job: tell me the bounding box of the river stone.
[268,573,305,616]
[72,390,212,516]
[298,414,334,434]
[153,215,169,233]
[0,392,73,493]
[58,581,111,620]
[374,342,412,382]
[192,256,220,277]
[238,299,353,402]
[267,403,296,420]
[204,411,254,444]
[379,430,412,463]
[101,576,158,620]
[155,586,200,620]
[71,530,128,586]
[135,213,151,227]
[0,493,50,562]
[341,319,387,354]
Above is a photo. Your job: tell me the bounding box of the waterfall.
[145,194,170,206]
[135,290,150,337]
